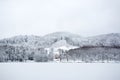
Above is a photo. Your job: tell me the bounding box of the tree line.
[0,45,53,62]
[0,45,120,62]
[59,46,120,62]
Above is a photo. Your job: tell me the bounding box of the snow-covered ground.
[0,63,120,80]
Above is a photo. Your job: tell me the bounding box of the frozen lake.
[0,63,120,80]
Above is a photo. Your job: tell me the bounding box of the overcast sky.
[0,0,120,39]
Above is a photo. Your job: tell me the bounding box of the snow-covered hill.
[44,32,81,39]
[43,32,82,47]
[0,32,120,62]
[80,33,120,47]
[0,32,120,48]
[51,40,71,48]
[0,32,81,48]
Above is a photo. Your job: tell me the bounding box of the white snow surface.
[51,40,77,49]
[51,40,71,48]
[0,63,120,80]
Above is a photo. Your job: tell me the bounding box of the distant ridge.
[0,32,120,48]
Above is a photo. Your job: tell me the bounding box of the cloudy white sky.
[0,0,120,39]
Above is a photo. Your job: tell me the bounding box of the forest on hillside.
[0,44,120,63]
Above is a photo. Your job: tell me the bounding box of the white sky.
[0,0,120,39]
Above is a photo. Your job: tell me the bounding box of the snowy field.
[0,63,120,80]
